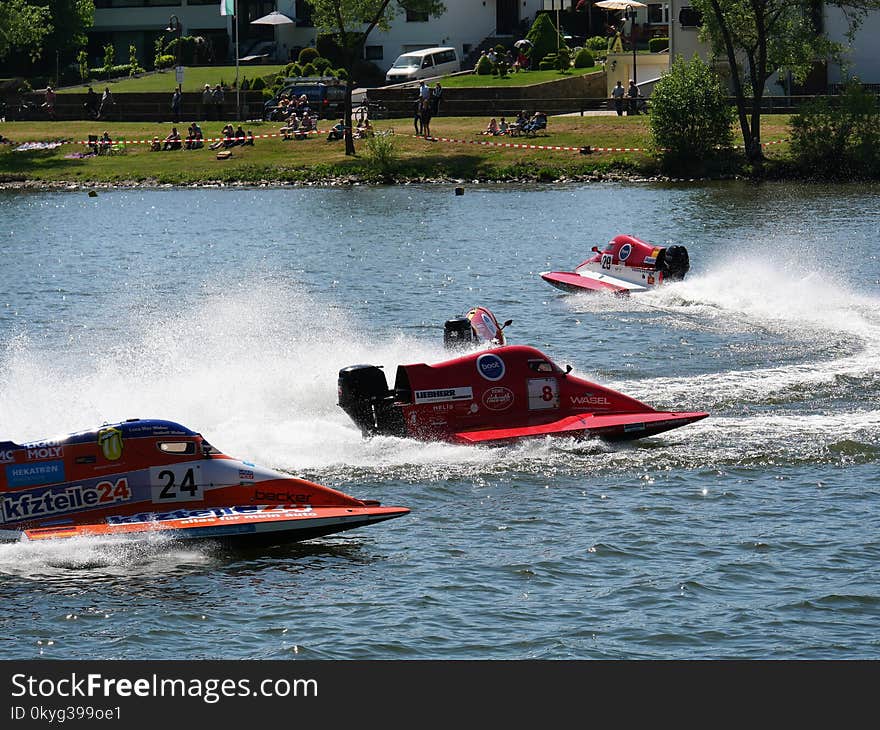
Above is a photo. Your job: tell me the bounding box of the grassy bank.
[0,114,794,186]
[57,66,286,94]
[440,67,601,88]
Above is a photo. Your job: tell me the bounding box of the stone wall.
[366,71,609,117]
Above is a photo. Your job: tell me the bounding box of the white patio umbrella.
[514,39,533,49]
[593,0,646,9]
[250,11,296,25]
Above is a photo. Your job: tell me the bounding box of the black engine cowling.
[337,364,405,437]
[660,245,690,281]
[443,316,476,349]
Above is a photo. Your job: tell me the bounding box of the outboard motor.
[444,316,476,349]
[661,245,690,281]
[337,365,405,437]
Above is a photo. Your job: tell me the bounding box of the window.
[678,7,703,27]
[158,441,196,454]
[365,45,383,61]
[406,9,429,22]
[433,50,456,64]
[295,0,313,27]
[421,55,434,68]
[647,3,668,24]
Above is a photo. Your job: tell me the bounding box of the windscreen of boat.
[392,55,420,69]
[157,440,196,455]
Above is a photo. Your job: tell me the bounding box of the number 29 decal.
[601,254,613,270]
[150,464,203,502]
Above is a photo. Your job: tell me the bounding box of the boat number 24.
[150,464,203,502]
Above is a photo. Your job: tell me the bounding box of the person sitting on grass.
[481,118,499,136]
[498,117,509,135]
[294,114,314,140]
[280,113,300,140]
[354,117,373,139]
[209,124,234,150]
[326,119,346,141]
[230,125,246,146]
[150,136,161,151]
[244,130,255,146]
[163,126,182,150]
[99,131,112,153]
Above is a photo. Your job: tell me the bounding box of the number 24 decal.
[150,465,203,502]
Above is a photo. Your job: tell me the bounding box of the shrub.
[573,48,594,69]
[240,77,250,91]
[649,37,669,53]
[251,76,266,91]
[476,55,493,75]
[790,80,880,178]
[585,36,608,53]
[301,62,317,77]
[556,47,571,72]
[525,12,564,67]
[538,53,557,71]
[298,47,320,65]
[313,57,332,74]
[364,132,399,183]
[649,54,734,163]
[155,54,175,70]
[335,68,349,81]
[128,44,144,77]
[77,49,89,82]
[102,43,115,79]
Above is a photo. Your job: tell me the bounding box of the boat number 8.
[601,254,613,270]
[542,386,554,401]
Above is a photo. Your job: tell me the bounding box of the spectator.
[354,116,373,139]
[481,117,499,136]
[150,136,162,151]
[84,86,99,119]
[611,80,625,116]
[42,86,56,120]
[627,79,643,115]
[244,130,255,146]
[295,113,314,140]
[419,98,432,138]
[498,117,509,135]
[326,119,346,141]
[171,86,182,123]
[280,113,300,140]
[98,87,114,120]
[232,125,246,146]
[209,124,233,150]
[413,98,422,136]
[212,84,224,120]
[99,130,112,154]
[418,80,430,103]
[201,84,213,120]
[431,82,443,115]
[163,126,182,150]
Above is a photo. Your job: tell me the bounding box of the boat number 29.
[601,254,613,270]
[150,464,203,502]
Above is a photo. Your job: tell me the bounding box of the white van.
[385,47,460,84]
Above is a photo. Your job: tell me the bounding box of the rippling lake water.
[1,181,878,659]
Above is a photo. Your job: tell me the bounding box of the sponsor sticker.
[414,386,474,404]
[476,353,506,381]
[482,386,514,411]
[643,256,657,265]
[570,394,610,407]
[618,243,632,261]
[624,422,646,432]
[25,441,63,461]
[239,469,254,480]
[0,449,14,464]
[98,427,124,461]
[5,460,65,488]
[1,477,130,524]
[107,504,312,525]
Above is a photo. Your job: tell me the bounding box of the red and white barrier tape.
[75,130,326,146]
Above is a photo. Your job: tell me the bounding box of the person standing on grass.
[212,84,224,121]
[202,84,213,120]
[611,80,625,116]
[171,86,182,123]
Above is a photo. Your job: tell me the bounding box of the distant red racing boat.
[0,419,408,544]
[541,234,690,294]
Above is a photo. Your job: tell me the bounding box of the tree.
[691,0,880,168]
[306,0,446,155]
[525,12,565,68]
[0,0,51,60]
[649,54,734,164]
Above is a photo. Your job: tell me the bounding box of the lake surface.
[0,181,878,659]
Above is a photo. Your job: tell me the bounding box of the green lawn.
[441,67,602,88]
[58,66,286,94]
[0,115,794,185]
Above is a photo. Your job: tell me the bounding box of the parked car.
[385,47,460,85]
[263,77,346,120]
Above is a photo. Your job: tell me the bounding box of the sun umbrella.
[514,39,533,49]
[250,11,296,25]
[593,1,647,9]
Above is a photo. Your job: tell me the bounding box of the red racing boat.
[0,419,408,544]
[443,306,512,349]
[541,234,690,294]
[338,345,707,445]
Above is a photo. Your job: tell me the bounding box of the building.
[666,1,880,92]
